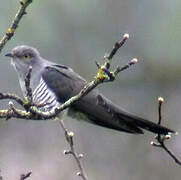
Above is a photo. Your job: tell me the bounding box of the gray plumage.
[5,45,175,134]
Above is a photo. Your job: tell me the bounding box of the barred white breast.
[32,78,60,111]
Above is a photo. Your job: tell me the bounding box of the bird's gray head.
[5,45,41,77]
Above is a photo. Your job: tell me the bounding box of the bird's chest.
[32,78,60,111]
[19,77,27,97]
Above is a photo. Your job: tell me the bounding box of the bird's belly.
[67,107,94,123]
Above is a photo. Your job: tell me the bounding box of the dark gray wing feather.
[42,64,175,135]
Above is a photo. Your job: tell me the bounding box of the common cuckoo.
[5,45,174,135]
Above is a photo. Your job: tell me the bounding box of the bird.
[5,45,175,135]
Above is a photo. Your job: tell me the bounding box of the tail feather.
[72,93,175,135]
[96,94,175,135]
[117,112,175,135]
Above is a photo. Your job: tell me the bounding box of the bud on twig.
[68,131,74,137]
[76,172,81,176]
[158,97,164,103]
[63,150,71,155]
[150,141,161,147]
[123,33,129,40]
[8,101,14,106]
[131,58,138,64]
[78,153,84,159]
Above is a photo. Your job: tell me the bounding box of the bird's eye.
[23,54,30,59]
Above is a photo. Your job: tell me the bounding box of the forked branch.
[151,97,181,166]
[59,120,87,180]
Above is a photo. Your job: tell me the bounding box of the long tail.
[94,94,175,135]
[72,93,175,135]
[116,111,175,135]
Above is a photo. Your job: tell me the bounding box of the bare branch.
[0,93,25,107]
[20,171,32,180]
[59,120,87,180]
[151,97,181,166]
[106,33,129,60]
[0,0,33,53]
[0,108,31,120]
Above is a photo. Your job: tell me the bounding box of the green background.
[0,0,181,179]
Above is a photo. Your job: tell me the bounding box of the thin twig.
[59,120,87,180]
[0,109,31,119]
[0,93,25,107]
[106,33,129,60]
[159,142,181,165]
[151,97,181,166]
[20,171,32,180]
[0,0,33,53]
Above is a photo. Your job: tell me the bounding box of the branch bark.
[151,97,181,166]
[20,171,32,180]
[59,120,87,180]
[0,0,33,53]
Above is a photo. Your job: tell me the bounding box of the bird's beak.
[5,53,13,58]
